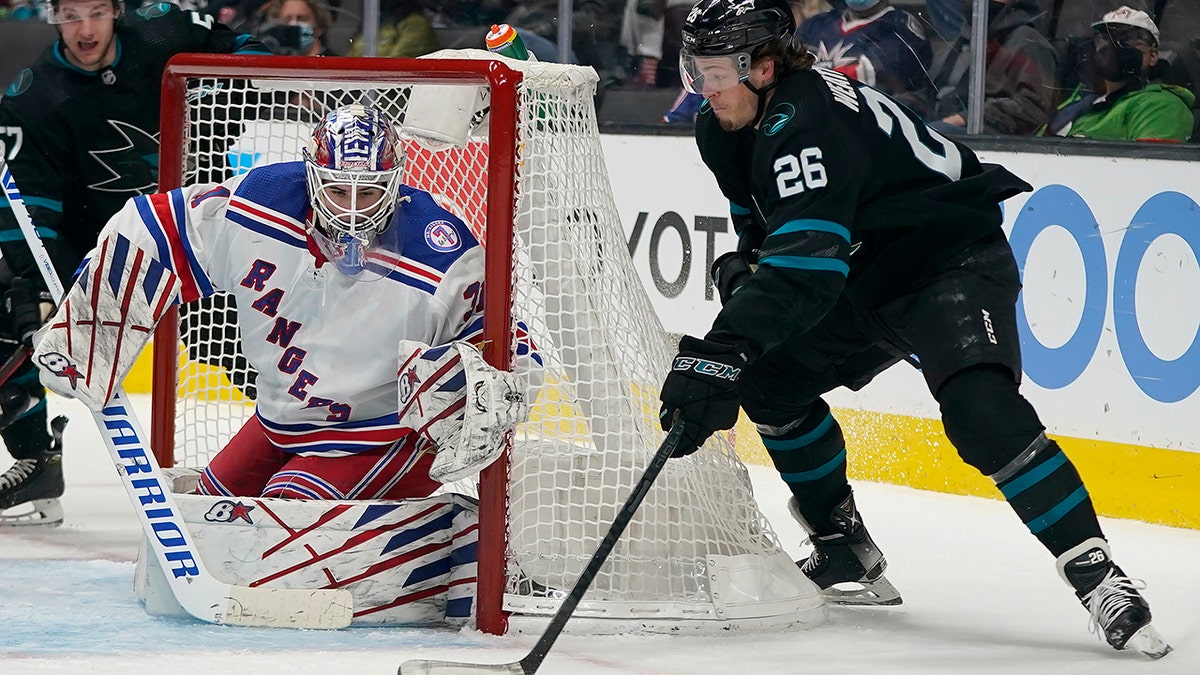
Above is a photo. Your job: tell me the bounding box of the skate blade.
[0,498,64,527]
[824,575,903,606]
[1124,623,1172,659]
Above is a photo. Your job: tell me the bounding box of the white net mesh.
[158,51,818,629]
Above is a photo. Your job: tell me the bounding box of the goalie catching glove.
[659,335,747,457]
[397,339,530,483]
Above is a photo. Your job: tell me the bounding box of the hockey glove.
[711,251,753,305]
[3,277,54,348]
[658,335,747,457]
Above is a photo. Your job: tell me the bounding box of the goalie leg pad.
[397,340,530,483]
[33,231,180,409]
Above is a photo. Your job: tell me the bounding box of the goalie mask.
[304,104,406,280]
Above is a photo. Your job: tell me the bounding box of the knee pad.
[937,365,1045,475]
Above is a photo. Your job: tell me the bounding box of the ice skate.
[0,415,67,527]
[789,493,902,606]
[1057,537,1172,659]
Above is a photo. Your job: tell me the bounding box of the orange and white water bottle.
[485,24,534,61]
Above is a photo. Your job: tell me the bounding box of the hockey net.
[155,52,821,634]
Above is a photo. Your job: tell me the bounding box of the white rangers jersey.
[93,161,498,455]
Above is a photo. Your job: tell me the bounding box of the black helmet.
[681,0,796,57]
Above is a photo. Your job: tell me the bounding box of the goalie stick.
[1,161,353,629]
[398,418,687,675]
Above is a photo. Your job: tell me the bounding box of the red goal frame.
[154,54,522,634]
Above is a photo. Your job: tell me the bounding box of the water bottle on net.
[485,24,550,124]
[485,24,537,62]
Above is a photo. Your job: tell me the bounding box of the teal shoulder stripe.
[758,255,849,275]
[729,202,751,215]
[773,219,850,242]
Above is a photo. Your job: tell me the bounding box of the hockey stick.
[1,161,353,628]
[398,418,687,675]
[0,347,30,389]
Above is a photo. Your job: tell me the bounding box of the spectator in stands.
[925,0,1057,136]
[257,0,337,55]
[664,1,830,124]
[797,0,932,114]
[923,0,966,42]
[621,0,695,88]
[1,0,43,19]
[1040,6,1194,142]
[208,0,270,33]
[347,0,439,58]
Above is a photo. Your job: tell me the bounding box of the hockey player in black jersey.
[0,0,269,525]
[658,0,1170,659]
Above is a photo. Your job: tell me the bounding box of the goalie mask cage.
[155,51,821,635]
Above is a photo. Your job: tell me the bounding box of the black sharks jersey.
[696,66,1031,359]
[0,3,267,282]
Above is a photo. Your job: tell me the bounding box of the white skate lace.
[1083,571,1146,637]
[0,459,38,491]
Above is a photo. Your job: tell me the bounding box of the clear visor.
[679,49,752,95]
[310,221,404,282]
[45,2,120,24]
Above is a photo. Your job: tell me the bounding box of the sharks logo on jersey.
[763,103,796,136]
[87,120,160,194]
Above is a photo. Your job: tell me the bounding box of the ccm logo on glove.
[671,356,742,381]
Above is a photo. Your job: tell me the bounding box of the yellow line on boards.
[731,409,1200,531]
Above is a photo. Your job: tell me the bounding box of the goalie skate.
[789,495,902,606]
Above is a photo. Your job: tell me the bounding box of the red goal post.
[154,51,823,637]
[156,52,519,634]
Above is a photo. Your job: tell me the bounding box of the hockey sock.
[992,435,1104,557]
[0,366,50,460]
[1,399,50,460]
[759,398,849,536]
[939,366,1103,557]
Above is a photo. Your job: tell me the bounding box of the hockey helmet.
[679,0,796,94]
[303,104,406,279]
